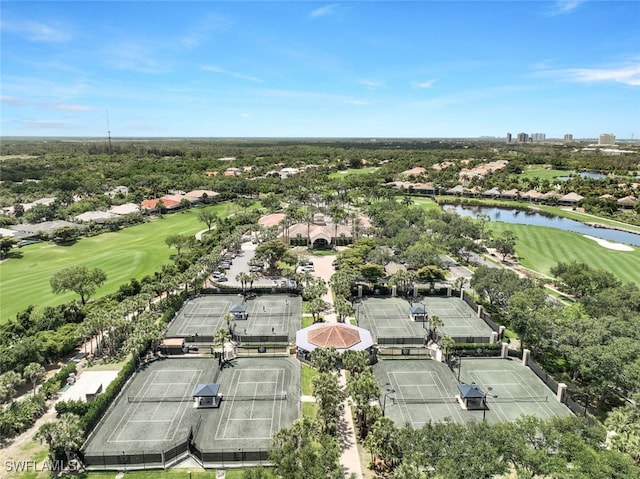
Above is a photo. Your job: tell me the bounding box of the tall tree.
[198,209,218,231]
[23,362,46,395]
[50,266,107,305]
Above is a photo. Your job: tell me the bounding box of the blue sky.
[1,1,639,138]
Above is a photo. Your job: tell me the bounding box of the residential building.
[599,133,616,145]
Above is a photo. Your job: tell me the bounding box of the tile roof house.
[558,192,584,205]
[141,197,181,210]
[617,195,638,208]
[400,166,427,177]
[184,190,220,203]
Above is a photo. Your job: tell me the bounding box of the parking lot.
[211,241,290,288]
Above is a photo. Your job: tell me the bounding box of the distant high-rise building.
[517,132,529,143]
[506,132,512,143]
[531,133,546,142]
[599,133,616,145]
[564,134,573,143]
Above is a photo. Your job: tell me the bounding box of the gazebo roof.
[308,324,361,349]
[457,383,486,399]
[193,383,220,397]
[296,323,374,353]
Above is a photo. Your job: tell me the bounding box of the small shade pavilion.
[295,323,375,362]
[193,383,221,409]
[457,383,486,410]
[230,304,248,320]
[410,305,428,322]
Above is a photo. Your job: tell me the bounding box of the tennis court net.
[223,393,288,401]
[127,393,288,403]
[492,396,548,403]
[392,397,458,405]
[128,396,191,403]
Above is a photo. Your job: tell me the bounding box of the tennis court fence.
[183,334,289,344]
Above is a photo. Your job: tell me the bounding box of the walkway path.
[311,253,363,479]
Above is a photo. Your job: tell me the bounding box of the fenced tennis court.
[374,360,468,426]
[373,357,570,427]
[356,296,493,344]
[166,294,302,342]
[83,356,300,469]
[458,358,571,422]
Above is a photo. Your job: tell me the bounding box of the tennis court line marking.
[106,369,203,444]
[216,368,285,441]
[175,301,232,335]
[128,419,175,423]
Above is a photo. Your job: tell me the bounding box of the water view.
[556,171,608,181]
[450,205,640,247]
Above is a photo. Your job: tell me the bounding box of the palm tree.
[23,363,46,396]
[222,313,235,334]
[36,413,84,465]
[236,272,250,292]
[213,328,232,359]
[427,314,443,343]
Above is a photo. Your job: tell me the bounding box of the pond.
[449,205,640,247]
[556,171,608,181]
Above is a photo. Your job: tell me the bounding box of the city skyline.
[1,1,639,138]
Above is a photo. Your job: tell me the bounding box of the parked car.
[216,276,228,282]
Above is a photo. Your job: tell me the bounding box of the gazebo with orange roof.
[295,322,375,362]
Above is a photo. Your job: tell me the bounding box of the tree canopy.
[50,266,107,305]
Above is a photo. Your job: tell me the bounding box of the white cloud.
[548,0,584,16]
[310,4,340,18]
[181,13,230,49]
[343,99,370,106]
[201,65,264,83]
[1,95,31,106]
[106,41,173,74]
[413,80,436,89]
[49,103,97,112]
[0,17,70,43]
[535,61,640,87]
[359,79,383,90]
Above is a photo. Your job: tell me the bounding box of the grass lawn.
[487,222,640,285]
[82,472,219,479]
[519,165,573,181]
[225,468,276,479]
[301,363,317,395]
[0,203,231,324]
[408,196,440,212]
[302,401,318,418]
[328,167,380,179]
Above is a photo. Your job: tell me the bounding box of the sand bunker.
[583,235,634,251]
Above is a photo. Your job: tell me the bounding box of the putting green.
[0,204,229,324]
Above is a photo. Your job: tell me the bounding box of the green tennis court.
[356,296,492,341]
[374,358,570,426]
[166,294,301,340]
[83,357,300,460]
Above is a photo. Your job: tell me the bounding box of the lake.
[449,205,640,247]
